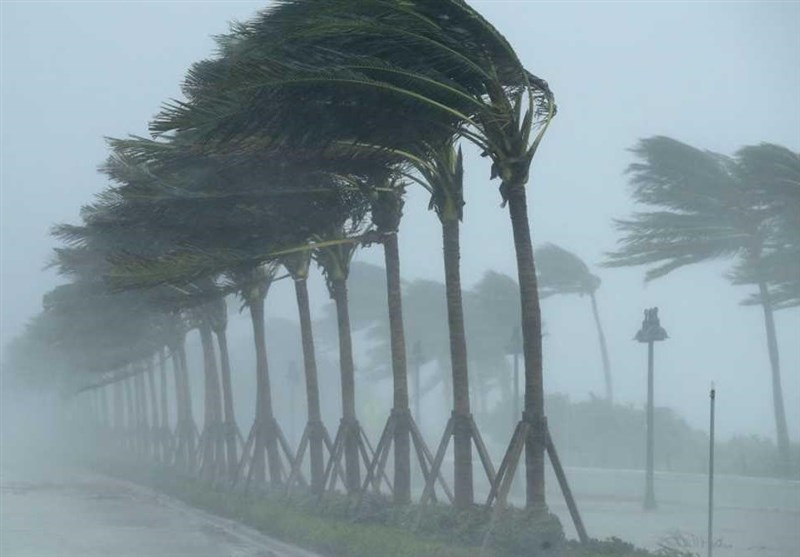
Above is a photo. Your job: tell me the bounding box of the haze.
[3,0,798,439]
[1,2,798,556]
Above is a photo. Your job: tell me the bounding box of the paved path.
[1,468,321,557]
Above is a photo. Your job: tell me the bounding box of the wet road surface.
[1,468,321,557]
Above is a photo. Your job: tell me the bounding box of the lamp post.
[635,307,668,510]
[708,383,716,557]
[505,327,523,429]
[411,341,423,425]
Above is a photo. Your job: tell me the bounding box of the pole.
[707,384,716,557]
[289,361,297,445]
[644,340,656,509]
[512,351,520,428]
[413,341,421,425]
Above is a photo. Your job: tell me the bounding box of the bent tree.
[606,137,799,470]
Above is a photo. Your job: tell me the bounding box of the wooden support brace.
[322,426,347,490]
[480,421,528,553]
[469,416,497,487]
[485,420,524,507]
[546,425,588,544]
[322,425,345,493]
[277,423,305,487]
[408,418,453,503]
[418,417,454,510]
[359,415,395,494]
[357,427,392,493]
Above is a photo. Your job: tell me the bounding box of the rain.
[1,2,798,557]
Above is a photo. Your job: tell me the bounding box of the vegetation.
[3,1,797,555]
[96,457,685,557]
[536,244,613,403]
[605,137,800,471]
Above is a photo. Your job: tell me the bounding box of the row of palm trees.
[10,0,562,512]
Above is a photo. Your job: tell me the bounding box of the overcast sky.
[2,0,798,441]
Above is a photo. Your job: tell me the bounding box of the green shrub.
[94,457,688,557]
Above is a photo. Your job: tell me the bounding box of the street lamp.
[505,327,523,429]
[635,307,668,510]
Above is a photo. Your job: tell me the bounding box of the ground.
[1,464,321,557]
[2,461,797,557]
[535,466,799,556]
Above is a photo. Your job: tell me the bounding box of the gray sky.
[2,0,799,441]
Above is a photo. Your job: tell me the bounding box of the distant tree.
[729,144,800,310]
[536,243,613,402]
[353,270,523,426]
[606,137,799,469]
[466,271,520,415]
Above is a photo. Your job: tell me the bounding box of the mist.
[1,2,798,557]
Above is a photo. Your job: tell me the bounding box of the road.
[1,398,797,557]
[0,466,321,557]
[535,466,800,557]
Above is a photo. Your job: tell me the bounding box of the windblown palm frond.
[536,243,600,297]
[605,137,763,282]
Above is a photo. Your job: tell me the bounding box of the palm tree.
[314,224,370,494]
[231,263,287,487]
[606,136,798,468]
[358,173,454,505]
[467,271,522,420]
[206,296,241,482]
[731,144,800,310]
[362,177,413,503]
[166,314,198,469]
[34,275,172,456]
[406,141,486,508]
[192,303,227,481]
[282,251,328,495]
[97,136,316,486]
[536,243,613,402]
[152,0,556,508]
[98,136,384,493]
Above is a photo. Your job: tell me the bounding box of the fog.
[1,1,798,556]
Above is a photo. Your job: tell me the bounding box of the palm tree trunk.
[123,376,135,451]
[505,182,546,511]
[293,277,325,494]
[99,386,110,430]
[170,349,185,464]
[177,339,196,465]
[113,380,124,434]
[134,370,148,455]
[589,292,613,403]
[146,358,160,460]
[171,349,185,429]
[159,348,170,460]
[159,349,169,431]
[441,217,473,509]
[215,325,239,482]
[331,277,361,493]
[248,296,283,485]
[158,348,169,430]
[199,322,225,479]
[383,232,412,504]
[757,280,791,469]
[146,358,160,431]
